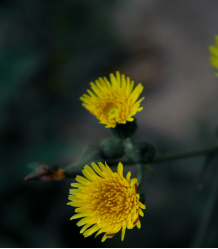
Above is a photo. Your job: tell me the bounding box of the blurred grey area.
[1,0,218,247]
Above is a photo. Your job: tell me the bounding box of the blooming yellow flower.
[209,35,218,76]
[67,162,146,242]
[80,72,144,128]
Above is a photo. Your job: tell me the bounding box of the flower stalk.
[151,145,218,164]
[61,145,218,178]
[109,145,218,167]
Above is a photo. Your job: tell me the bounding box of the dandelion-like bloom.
[67,162,146,242]
[80,72,144,128]
[209,35,218,76]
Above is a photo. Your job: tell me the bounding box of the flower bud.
[100,137,124,159]
[124,142,156,163]
[110,119,138,139]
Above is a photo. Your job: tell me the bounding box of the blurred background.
[1,0,218,247]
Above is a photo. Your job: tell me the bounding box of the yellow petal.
[126,171,131,183]
[116,71,121,88]
[136,219,141,229]
[70,213,89,220]
[83,224,100,237]
[69,189,82,195]
[80,224,92,234]
[71,183,85,188]
[105,162,114,174]
[91,162,105,178]
[138,208,144,217]
[95,228,105,238]
[77,217,92,227]
[98,162,111,175]
[121,226,126,241]
[101,234,107,242]
[139,202,146,209]
[117,162,123,178]
[82,169,94,182]
[75,175,92,186]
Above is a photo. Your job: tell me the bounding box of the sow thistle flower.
[80,72,144,128]
[209,35,218,75]
[67,162,146,242]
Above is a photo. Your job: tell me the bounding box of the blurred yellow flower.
[80,72,144,128]
[67,162,145,242]
[209,35,218,76]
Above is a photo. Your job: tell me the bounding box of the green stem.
[137,164,144,184]
[109,145,218,167]
[191,168,218,247]
[126,136,145,184]
[152,146,218,163]
[63,145,218,177]
[124,136,136,148]
[128,136,136,146]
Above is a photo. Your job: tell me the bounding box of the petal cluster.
[209,35,218,76]
[67,162,146,242]
[80,72,144,128]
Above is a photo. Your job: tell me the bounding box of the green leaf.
[64,146,105,176]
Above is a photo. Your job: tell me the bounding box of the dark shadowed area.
[1,0,218,247]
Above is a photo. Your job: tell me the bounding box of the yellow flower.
[209,35,218,76]
[80,72,144,128]
[67,162,146,242]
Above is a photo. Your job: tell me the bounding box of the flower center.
[102,103,118,117]
[91,175,139,230]
[107,107,118,117]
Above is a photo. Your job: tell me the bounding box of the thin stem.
[108,145,218,167]
[152,146,218,163]
[126,136,145,184]
[137,164,144,184]
[64,145,218,177]
[191,168,218,247]
[127,136,136,146]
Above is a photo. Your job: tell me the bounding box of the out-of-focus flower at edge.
[80,72,144,128]
[67,162,145,242]
[24,163,65,182]
[209,35,218,76]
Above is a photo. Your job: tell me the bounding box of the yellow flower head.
[80,72,144,128]
[67,162,146,242]
[209,35,218,76]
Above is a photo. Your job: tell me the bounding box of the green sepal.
[64,146,104,177]
[124,142,156,164]
[137,184,146,204]
[110,119,138,139]
[100,137,124,159]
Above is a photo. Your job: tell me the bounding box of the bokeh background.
[1,0,218,247]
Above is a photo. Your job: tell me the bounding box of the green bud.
[124,142,156,163]
[100,137,124,159]
[110,119,138,139]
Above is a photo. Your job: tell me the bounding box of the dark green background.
[1,0,218,247]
